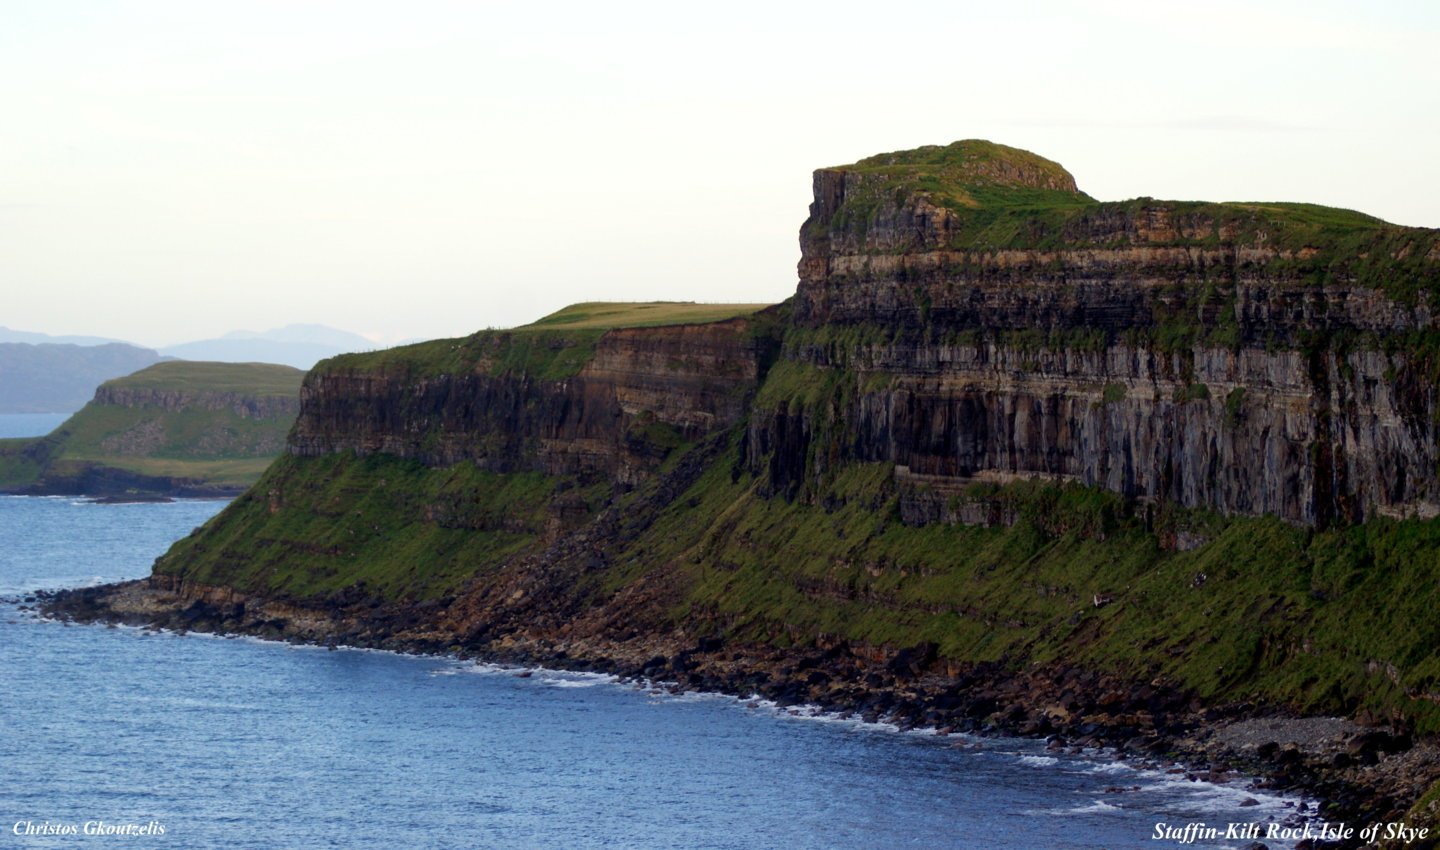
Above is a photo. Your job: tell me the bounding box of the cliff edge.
[0,360,303,498]
[48,146,1440,833]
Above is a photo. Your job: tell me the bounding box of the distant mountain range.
[0,326,129,346]
[158,324,375,370]
[0,324,375,414]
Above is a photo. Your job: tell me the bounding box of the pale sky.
[3,0,1437,347]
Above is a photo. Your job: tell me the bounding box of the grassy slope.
[156,452,608,600]
[0,361,304,490]
[0,437,44,488]
[614,447,1440,732]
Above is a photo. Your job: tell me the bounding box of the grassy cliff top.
[519,302,772,331]
[824,139,1093,211]
[104,360,305,396]
[812,141,1440,293]
[320,302,773,380]
[822,140,1399,228]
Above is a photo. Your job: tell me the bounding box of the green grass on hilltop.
[819,140,1093,231]
[812,141,1440,297]
[521,302,772,331]
[836,139,1086,202]
[106,360,304,396]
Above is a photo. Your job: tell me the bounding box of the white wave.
[1068,800,1122,814]
[1084,761,1135,775]
[1026,799,1124,817]
[1018,755,1059,767]
[1135,775,1293,816]
[539,671,618,688]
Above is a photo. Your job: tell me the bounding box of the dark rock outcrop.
[746,150,1440,526]
[290,318,762,484]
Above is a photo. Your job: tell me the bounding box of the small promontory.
[0,360,304,498]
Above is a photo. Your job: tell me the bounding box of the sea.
[0,413,68,439]
[0,493,1310,849]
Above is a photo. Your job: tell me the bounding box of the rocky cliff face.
[290,318,762,485]
[746,143,1440,526]
[71,144,1440,819]
[277,146,1440,531]
[92,385,298,421]
[129,141,1440,748]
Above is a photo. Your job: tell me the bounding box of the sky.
[2,0,1437,347]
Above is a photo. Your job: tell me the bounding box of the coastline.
[38,577,1440,848]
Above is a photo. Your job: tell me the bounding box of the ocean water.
[0,496,1307,849]
[0,413,67,439]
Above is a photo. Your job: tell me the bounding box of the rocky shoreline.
[37,578,1440,850]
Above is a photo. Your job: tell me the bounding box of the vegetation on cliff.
[134,142,1440,818]
[808,140,1440,310]
[0,361,303,496]
[324,301,771,381]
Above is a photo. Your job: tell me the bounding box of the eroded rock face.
[92,386,299,420]
[747,166,1440,525]
[289,147,1440,527]
[747,339,1437,525]
[290,319,761,484]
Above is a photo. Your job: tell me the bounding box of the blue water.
[0,413,67,439]
[0,496,1305,849]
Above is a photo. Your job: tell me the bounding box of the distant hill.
[0,342,166,413]
[0,326,128,346]
[161,324,373,370]
[0,360,304,498]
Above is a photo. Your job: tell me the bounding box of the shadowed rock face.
[750,152,1440,527]
[290,142,1439,527]
[289,319,762,484]
[746,340,1437,526]
[92,386,299,420]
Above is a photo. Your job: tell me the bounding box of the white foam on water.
[540,672,617,689]
[1026,799,1125,816]
[1084,761,1134,775]
[1067,800,1123,814]
[1124,771,1294,821]
[1018,755,1060,767]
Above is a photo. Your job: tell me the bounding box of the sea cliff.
[47,143,1440,841]
[0,361,303,497]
